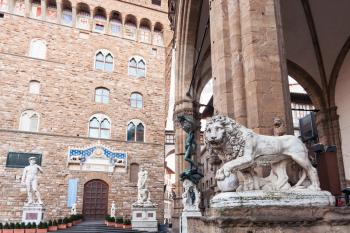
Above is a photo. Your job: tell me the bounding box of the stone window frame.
[19,109,40,132]
[28,38,47,59]
[29,80,41,94]
[88,113,112,139]
[94,49,115,73]
[128,55,147,78]
[130,92,143,109]
[95,87,110,104]
[126,119,146,143]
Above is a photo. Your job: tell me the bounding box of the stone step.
[56,222,152,233]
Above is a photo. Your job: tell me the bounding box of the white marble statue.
[204,115,320,192]
[137,166,150,203]
[182,179,200,212]
[111,201,116,218]
[70,203,77,215]
[21,157,43,205]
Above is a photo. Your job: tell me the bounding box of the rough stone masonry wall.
[0,0,170,222]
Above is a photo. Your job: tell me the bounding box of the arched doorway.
[83,179,109,219]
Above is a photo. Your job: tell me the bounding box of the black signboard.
[6,152,42,168]
[299,112,318,143]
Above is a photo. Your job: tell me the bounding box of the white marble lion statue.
[204,115,320,191]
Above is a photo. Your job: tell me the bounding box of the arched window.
[125,14,137,40]
[76,3,90,30]
[93,7,107,33]
[153,22,164,46]
[14,0,25,15]
[127,120,145,142]
[29,39,47,59]
[19,110,39,132]
[88,114,111,139]
[130,92,143,109]
[110,11,122,36]
[95,87,109,104]
[128,56,146,77]
[130,163,139,183]
[0,0,9,11]
[46,0,57,22]
[29,80,40,94]
[94,50,114,72]
[30,0,42,19]
[61,0,72,26]
[139,19,151,43]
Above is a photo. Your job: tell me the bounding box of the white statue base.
[180,210,202,233]
[131,206,157,232]
[22,204,45,225]
[210,190,335,208]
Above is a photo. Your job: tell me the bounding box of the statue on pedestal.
[21,157,43,205]
[133,166,156,207]
[70,203,77,215]
[110,201,116,218]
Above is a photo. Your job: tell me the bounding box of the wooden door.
[83,179,109,219]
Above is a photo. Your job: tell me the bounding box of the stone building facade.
[0,0,171,223]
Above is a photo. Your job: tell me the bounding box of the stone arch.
[93,6,106,20]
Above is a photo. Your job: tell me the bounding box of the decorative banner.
[78,16,89,30]
[31,4,41,18]
[47,8,57,21]
[67,179,78,208]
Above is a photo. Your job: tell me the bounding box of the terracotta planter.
[14,230,25,233]
[104,220,108,225]
[36,229,47,233]
[25,230,35,233]
[47,226,57,232]
[114,223,123,228]
[123,225,132,229]
[106,222,114,227]
[3,230,14,233]
[72,220,80,226]
[57,224,66,230]
[67,223,72,228]
[24,230,35,233]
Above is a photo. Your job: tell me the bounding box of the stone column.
[41,0,46,20]
[72,6,76,28]
[57,0,62,24]
[25,0,30,17]
[239,0,288,134]
[209,0,235,118]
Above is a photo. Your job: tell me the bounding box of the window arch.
[130,163,139,183]
[0,0,9,11]
[93,7,107,33]
[109,11,122,36]
[14,0,25,16]
[46,0,57,22]
[88,113,111,139]
[153,22,164,46]
[128,56,146,77]
[19,110,39,132]
[76,2,90,30]
[127,119,145,142]
[139,18,151,43]
[130,92,143,109]
[61,0,72,26]
[125,14,137,40]
[29,80,40,94]
[94,49,114,72]
[29,38,47,59]
[95,87,109,104]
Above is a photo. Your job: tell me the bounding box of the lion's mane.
[205,115,248,163]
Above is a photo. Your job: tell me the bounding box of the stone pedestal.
[22,204,45,225]
[180,210,202,233]
[131,206,157,232]
[211,190,335,208]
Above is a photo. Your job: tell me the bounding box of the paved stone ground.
[57,221,152,233]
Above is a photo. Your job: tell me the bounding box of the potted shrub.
[115,217,123,228]
[66,217,72,228]
[24,223,35,233]
[13,223,24,233]
[106,216,114,227]
[20,223,25,232]
[57,219,66,230]
[36,222,47,233]
[104,215,109,225]
[77,214,83,224]
[123,219,131,229]
[3,223,13,233]
[47,220,57,232]
[0,222,3,233]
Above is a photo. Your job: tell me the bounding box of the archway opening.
[83,179,109,220]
